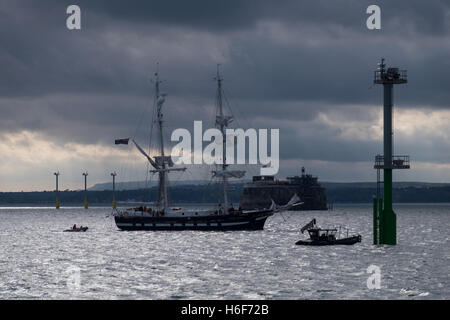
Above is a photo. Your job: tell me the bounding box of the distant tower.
[373,58,409,245]
[82,172,88,209]
[54,171,60,209]
[111,172,117,209]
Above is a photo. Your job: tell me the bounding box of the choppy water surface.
[0,204,448,299]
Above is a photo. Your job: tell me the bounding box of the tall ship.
[240,167,328,211]
[113,67,299,231]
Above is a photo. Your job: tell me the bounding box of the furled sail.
[215,115,233,127]
[154,156,174,167]
[212,170,245,178]
[285,193,302,208]
[273,193,303,212]
[132,139,160,169]
[301,218,317,233]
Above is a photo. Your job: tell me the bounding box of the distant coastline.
[1,182,449,205]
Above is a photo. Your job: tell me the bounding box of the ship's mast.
[130,69,186,213]
[215,65,229,212]
[154,71,169,211]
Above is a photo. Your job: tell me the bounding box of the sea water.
[0,204,448,299]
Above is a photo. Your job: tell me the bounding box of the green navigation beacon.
[373,58,409,245]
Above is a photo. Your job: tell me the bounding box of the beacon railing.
[374,155,410,169]
[374,69,407,84]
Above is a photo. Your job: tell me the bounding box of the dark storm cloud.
[0,0,449,170]
[18,0,449,35]
[1,0,449,100]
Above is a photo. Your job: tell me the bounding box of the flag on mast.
[115,138,130,145]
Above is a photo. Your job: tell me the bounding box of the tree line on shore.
[0,183,449,205]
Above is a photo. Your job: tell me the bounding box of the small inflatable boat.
[64,226,88,232]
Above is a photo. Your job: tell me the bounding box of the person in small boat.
[72,224,77,230]
[319,232,328,240]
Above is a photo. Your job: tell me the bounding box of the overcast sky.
[0,0,449,191]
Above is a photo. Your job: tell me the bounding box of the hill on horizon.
[89,179,450,191]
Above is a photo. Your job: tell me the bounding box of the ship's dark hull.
[114,210,273,231]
